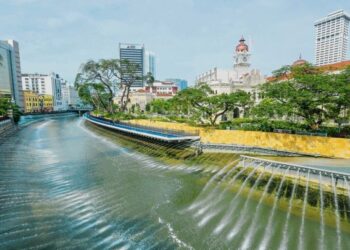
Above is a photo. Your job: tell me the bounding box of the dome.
[236,36,249,52]
[292,54,307,66]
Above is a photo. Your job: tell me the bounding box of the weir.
[240,155,350,185]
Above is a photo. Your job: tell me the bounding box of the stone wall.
[128,119,350,159]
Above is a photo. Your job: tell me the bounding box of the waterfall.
[240,166,280,250]
[226,166,267,240]
[279,169,299,250]
[344,177,350,208]
[187,161,238,211]
[212,164,261,234]
[298,170,310,250]
[331,174,342,250]
[319,174,325,250]
[257,167,289,250]
[189,161,249,214]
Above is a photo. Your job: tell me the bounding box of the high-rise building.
[22,73,63,111]
[165,78,188,91]
[0,40,24,110]
[119,43,144,88]
[315,10,350,66]
[144,51,156,79]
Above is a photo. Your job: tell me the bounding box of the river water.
[0,115,349,249]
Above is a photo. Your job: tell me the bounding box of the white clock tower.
[233,36,251,76]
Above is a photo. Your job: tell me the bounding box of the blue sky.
[1,0,350,85]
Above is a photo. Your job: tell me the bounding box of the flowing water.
[0,116,349,249]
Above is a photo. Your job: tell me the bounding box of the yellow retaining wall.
[128,119,350,159]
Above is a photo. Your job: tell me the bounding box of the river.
[0,115,349,249]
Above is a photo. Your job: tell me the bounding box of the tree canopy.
[254,64,350,129]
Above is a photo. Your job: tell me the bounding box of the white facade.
[196,37,265,95]
[22,73,63,111]
[315,10,350,66]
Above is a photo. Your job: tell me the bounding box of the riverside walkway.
[83,113,200,142]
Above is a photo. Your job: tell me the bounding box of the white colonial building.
[196,37,265,96]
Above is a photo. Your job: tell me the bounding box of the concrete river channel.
[0,114,349,249]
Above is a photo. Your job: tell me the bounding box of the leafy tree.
[173,84,252,125]
[75,59,146,113]
[0,96,21,123]
[257,63,350,129]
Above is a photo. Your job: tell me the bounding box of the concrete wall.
[128,119,350,159]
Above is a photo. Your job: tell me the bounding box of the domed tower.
[292,54,308,66]
[233,36,251,75]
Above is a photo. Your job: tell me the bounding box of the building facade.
[144,51,156,79]
[165,78,188,91]
[22,73,63,111]
[23,90,53,113]
[119,43,144,88]
[195,37,265,95]
[0,40,24,109]
[315,10,350,66]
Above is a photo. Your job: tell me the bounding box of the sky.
[1,0,350,85]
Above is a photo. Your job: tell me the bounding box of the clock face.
[243,56,247,62]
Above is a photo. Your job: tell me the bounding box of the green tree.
[173,84,251,125]
[75,59,144,114]
[257,63,350,129]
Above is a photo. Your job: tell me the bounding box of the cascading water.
[331,174,342,250]
[258,167,289,250]
[278,169,299,250]
[188,160,240,212]
[212,163,261,234]
[188,161,249,214]
[298,170,310,250]
[240,166,280,250]
[226,165,268,240]
[319,173,325,250]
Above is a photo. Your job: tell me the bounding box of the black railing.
[87,114,200,137]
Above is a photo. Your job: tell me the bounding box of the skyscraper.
[0,40,24,109]
[144,51,156,79]
[119,43,144,88]
[315,10,350,66]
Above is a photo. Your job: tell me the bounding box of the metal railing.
[240,155,350,183]
[87,114,200,137]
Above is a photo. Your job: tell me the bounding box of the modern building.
[23,90,53,113]
[144,51,156,79]
[119,43,144,88]
[22,73,63,111]
[165,78,188,91]
[0,40,24,110]
[195,36,265,95]
[315,10,350,66]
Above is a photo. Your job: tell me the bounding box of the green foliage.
[170,84,252,125]
[0,96,21,123]
[256,64,350,130]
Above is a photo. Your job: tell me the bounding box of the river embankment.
[127,119,350,159]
